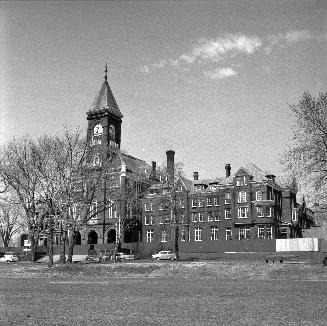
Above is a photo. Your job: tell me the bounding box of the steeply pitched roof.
[121,153,150,173]
[244,163,267,182]
[89,78,123,119]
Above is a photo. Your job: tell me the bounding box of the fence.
[276,238,319,252]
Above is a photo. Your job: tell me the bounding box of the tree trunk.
[47,227,53,267]
[59,229,66,264]
[174,224,179,261]
[67,226,75,264]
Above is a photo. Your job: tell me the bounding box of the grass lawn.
[1,262,327,325]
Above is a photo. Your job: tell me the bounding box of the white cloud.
[265,29,313,54]
[180,33,262,64]
[204,67,238,80]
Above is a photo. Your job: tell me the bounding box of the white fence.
[276,238,319,252]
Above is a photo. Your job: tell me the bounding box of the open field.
[1,261,327,325]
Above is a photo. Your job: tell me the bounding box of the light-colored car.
[152,251,176,260]
[0,252,19,263]
[116,252,135,260]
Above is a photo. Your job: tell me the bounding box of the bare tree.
[282,91,327,204]
[0,194,26,247]
[0,136,44,262]
[151,161,187,260]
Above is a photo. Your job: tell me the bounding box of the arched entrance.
[87,230,98,244]
[107,229,116,243]
[74,231,81,245]
[20,234,28,247]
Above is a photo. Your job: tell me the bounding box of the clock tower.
[86,65,123,151]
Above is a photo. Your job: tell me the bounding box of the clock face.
[93,123,103,135]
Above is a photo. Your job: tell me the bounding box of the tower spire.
[104,63,108,81]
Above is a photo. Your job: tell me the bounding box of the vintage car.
[152,251,176,260]
[0,252,19,263]
[116,252,135,260]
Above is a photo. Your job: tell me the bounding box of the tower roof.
[89,71,123,119]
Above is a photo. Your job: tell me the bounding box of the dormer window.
[196,184,204,191]
[236,176,246,186]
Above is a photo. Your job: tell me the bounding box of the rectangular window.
[207,211,213,222]
[265,207,272,217]
[258,227,265,239]
[71,205,78,220]
[145,216,149,225]
[145,203,150,211]
[207,197,213,206]
[266,227,273,239]
[198,212,204,222]
[161,230,167,242]
[192,212,197,222]
[159,203,164,211]
[180,214,185,224]
[226,227,233,240]
[214,197,219,206]
[180,199,185,208]
[195,227,202,241]
[164,215,170,224]
[199,199,204,208]
[108,200,117,219]
[257,207,264,217]
[146,230,153,242]
[225,208,231,219]
[292,209,297,222]
[225,193,231,204]
[89,202,98,219]
[145,216,153,225]
[211,227,219,240]
[192,199,197,208]
[238,207,248,218]
[237,191,247,203]
[215,211,220,221]
[256,191,263,201]
[239,227,251,240]
[181,229,186,241]
[236,176,245,186]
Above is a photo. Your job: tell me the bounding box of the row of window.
[144,207,272,225]
[145,190,276,211]
[146,226,273,242]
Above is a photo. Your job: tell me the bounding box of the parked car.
[152,251,176,260]
[0,252,19,263]
[116,252,135,260]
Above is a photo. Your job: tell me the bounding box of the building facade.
[142,153,315,253]
[73,68,151,246]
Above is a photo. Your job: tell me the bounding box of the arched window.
[92,123,103,145]
[109,124,116,141]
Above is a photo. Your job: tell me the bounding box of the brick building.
[142,151,315,253]
[74,68,151,246]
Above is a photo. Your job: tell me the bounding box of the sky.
[1,0,327,180]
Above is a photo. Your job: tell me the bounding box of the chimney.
[266,174,276,183]
[193,172,199,180]
[151,161,156,179]
[225,164,231,178]
[166,150,175,184]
